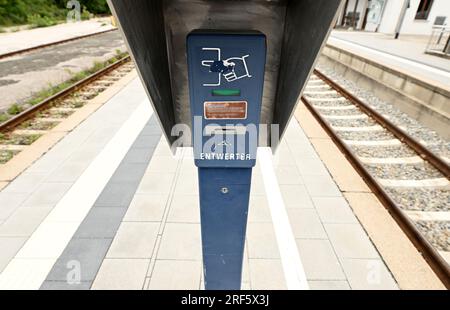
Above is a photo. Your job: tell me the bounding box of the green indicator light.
[212,89,241,96]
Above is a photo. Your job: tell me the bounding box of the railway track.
[301,69,450,288]
[0,55,134,165]
[0,28,118,60]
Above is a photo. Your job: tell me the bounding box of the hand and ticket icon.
[201,48,252,86]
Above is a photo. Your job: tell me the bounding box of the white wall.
[379,0,450,35]
[400,0,450,35]
[377,0,404,34]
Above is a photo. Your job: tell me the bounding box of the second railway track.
[0,55,134,165]
[301,69,450,288]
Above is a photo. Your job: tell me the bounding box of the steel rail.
[301,70,450,288]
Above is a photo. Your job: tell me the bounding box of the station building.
[336,0,450,35]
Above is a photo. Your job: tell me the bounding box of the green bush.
[80,6,92,21]
[0,0,110,27]
[0,0,66,26]
[27,14,57,28]
[79,0,110,15]
[7,104,23,115]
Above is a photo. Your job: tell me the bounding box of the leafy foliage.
[0,0,110,26]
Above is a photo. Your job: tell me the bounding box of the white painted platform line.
[258,148,309,290]
[0,99,153,290]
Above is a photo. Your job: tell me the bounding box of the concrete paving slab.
[303,175,341,197]
[136,173,175,195]
[148,260,202,290]
[324,224,380,259]
[247,223,280,259]
[106,222,159,259]
[1,173,47,194]
[157,223,202,260]
[340,258,398,290]
[40,281,92,290]
[248,259,287,290]
[312,197,359,224]
[296,239,345,281]
[308,280,350,290]
[45,238,111,282]
[287,209,328,239]
[279,185,315,209]
[0,193,30,220]
[94,182,140,208]
[124,194,168,222]
[248,195,271,223]
[0,206,52,237]
[0,237,27,273]
[275,165,303,185]
[91,259,149,290]
[73,207,127,239]
[21,182,73,207]
[167,195,200,224]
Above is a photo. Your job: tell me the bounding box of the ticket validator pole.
[187,31,266,290]
[108,0,342,291]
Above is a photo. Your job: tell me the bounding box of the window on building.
[415,0,434,20]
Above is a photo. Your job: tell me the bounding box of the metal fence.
[426,26,450,57]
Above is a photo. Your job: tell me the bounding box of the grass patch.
[7,104,23,115]
[26,81,72,106]
[0,113,10,123]
[0,150,17,164]
[0,134,42,146]
[18,120,58,131]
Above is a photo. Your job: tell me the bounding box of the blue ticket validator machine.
[187,31,266,290]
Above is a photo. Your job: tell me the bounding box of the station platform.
[329,30,450,89]
[0,73,444,290]
[0,18,115,55]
